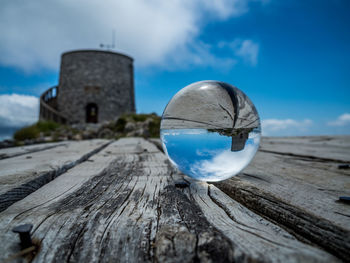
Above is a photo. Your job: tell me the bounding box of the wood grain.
[0,142,66,160]
[216,136,350,261]
[0,139,110,212]
[260,136,350,162]
[0,138,339,263]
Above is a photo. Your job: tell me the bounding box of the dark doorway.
[86,103,98,123]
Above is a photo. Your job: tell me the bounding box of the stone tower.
[40,50,135,124]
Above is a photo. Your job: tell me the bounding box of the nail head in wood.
[338,196,350,204]
[338,164,350,169]
[12,224,33,249]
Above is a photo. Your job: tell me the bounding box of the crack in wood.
[334,211,350,218]
[155,185,234,262]
[208,184,267,232]
[215,181,350,262]
[65,221,88,263]
[259,149,347,163]
[240,173,271,183]
[207,185,298,250]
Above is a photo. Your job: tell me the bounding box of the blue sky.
[0,0,349,139]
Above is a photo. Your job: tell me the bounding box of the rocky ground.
[0,113,161,149]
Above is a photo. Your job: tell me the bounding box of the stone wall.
[57,50,135,124]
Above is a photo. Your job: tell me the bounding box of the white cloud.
[191,141,259,181]
[327,113,350,126]
[219,39,259,66]
[262,118,312,136]
[0,0,265,72]
[166,40,237,70]
[235,39,259,66]
[0,94,39,128]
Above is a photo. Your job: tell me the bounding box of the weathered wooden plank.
[0,138,339,263]
[216,146,350,261]
[260,136,350,162]
[189,181,340,262]
[0,139,110,212]
[0,139,232,262]
[0,142,66,160]
[154,136,350,261]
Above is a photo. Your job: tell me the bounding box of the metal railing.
[39,86,67,124]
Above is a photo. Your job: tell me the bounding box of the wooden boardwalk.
[0,136,349,262]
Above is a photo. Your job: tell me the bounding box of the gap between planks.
[0,142,67,160]
[0,139,111,212]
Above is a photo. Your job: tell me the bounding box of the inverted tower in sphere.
[40,50,135,124]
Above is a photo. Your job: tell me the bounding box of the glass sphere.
[160,80,261,182]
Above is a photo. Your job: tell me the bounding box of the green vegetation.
[35,121,60,135]
[13,113,161,143]
[148,117,161,137]
[119,113,159,123]
[14,121,60,141]
[13,125,40,141]
[114,117,127,132]
[112,113,160,137]
[131,113,148,122]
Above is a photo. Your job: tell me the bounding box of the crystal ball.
[160,80,261,182]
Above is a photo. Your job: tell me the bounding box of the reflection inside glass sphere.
[160,81,261,182]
